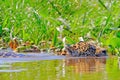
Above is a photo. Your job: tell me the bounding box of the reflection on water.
[0,63,27,72]
[0,69,27,72]
[0,65,11,68]
[0,56,120,80]
[65,57,106,73]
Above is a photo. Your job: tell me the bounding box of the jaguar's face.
[95,46,107,57]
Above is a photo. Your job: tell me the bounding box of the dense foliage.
[0,0,120,55]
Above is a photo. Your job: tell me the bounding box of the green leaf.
[66,36,75,44]
[0,25,2,37]
[98,0,108,10]
[2,17,8,27]
[116,31,120,38]
[52,30,58,46]
[82,12,87,25]
[108,37,120,48]
[105,14,111,27]
[33,10,42,25]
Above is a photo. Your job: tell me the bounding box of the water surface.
[0,53,120,80]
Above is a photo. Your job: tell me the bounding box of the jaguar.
[60,41,107,57]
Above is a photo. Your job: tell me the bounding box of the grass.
[0,0,120,55]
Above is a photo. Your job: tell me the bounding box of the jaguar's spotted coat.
[62,41,107,57]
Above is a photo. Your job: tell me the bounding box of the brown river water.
[0,53,120,80]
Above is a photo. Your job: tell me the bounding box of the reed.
[0,0,120,55]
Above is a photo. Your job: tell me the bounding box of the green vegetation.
[0,0,120,55]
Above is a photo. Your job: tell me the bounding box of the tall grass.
[0,0,120,55]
